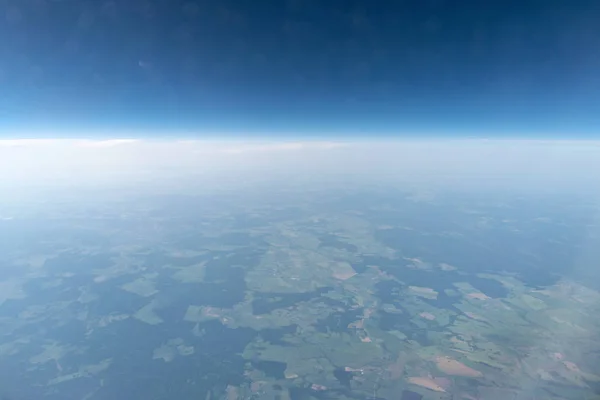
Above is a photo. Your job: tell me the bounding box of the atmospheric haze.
[1,137,600,400]
[1,138,600,193]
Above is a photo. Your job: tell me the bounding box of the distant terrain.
[0,184,599,400]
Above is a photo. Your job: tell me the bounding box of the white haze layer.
[1,139,599,195]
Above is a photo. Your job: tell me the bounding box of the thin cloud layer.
[0,139,599,194]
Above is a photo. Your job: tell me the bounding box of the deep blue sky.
[1,0,599,138]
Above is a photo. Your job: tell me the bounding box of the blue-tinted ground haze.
[0,140,599,400]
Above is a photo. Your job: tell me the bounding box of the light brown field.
[439,263,457,271]
[250,381,266,392]
[332,262,357,280]
[407,377,446,392]
[333,270,357,280]
[563,361,580,372]
[434,377,452,390]
[420,312,436,320]
[409,286,437,294]
[409,286,439,299]
[467,292,490,300]
[226,385,239,400]
[435,356,483,377]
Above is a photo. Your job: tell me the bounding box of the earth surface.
[1,176,599,400]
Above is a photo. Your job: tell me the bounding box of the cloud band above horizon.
[1,139,599,196]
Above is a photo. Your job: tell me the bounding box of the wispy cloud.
[0,139,345,152]
[0,139,59,147]
[219,141,346,154]
[0,138,598,194]
[74,139,140,148]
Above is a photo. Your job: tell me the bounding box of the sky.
[1,0,599,138]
